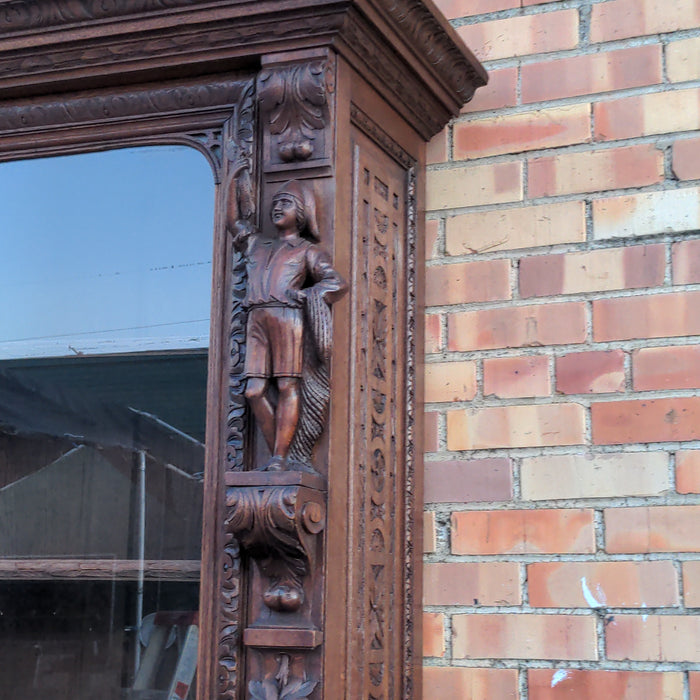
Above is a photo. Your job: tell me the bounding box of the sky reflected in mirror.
[0,146,214,359]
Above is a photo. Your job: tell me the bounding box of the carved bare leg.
[245,377,276,453]
[272,377,301,465]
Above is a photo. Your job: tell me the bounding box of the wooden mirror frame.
[0,3,486,698]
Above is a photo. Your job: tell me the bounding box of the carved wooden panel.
[345,115,418,700]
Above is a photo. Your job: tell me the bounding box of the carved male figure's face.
[271,194,304,235]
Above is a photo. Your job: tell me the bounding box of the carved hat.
[272,179,320,241]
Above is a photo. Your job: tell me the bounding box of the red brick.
[422,667,518,700]
[448,301,587,351]
[483,355,550,398]
[593,187,700,241]
[668,36,700,82]
[462,67,518,114]
[528,145,664,198]
[672,239,700,284]
[522,452,670,500]
[606,505,700,553]
[454,103,590,160]
[426,129,447,165]
[425,218,439,260]
[457,10,579,62]
[592,397,700,445]
[452,508,595,555]
[433,0,518,19]
[529,669,684,700]
[453,613,597,660]
[691,672,700,699]
[426,259,511,306]
[425,361,477,403]
[423,562,520,606]
[424,411,439,452]
[556,350,626,395]
[607,615,700,662]
[634,345,700,391]
[594,88,700,141]
[591,0,700,42]
[528,561,679,608]
[424,458,512,503]
[423,612,445,657]
[673,137,700,181]
[593,292,700,342]
[447,403,586,450]
[677,450,700,494]
[520,245,664,297]
[425,313,441,354]
[446,201,586,256]
[423,511,437,553]
[684,561,700,607]
[522,45,662,104]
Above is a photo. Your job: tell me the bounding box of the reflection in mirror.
[0,146,214,699]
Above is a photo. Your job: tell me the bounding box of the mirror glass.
[0,146,214,699]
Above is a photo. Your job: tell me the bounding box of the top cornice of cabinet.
[0,0,487,138]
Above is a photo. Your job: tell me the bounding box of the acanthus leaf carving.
[249,653,318,700]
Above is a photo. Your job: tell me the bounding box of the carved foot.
[258,456,287,471]
[263,582,304,612]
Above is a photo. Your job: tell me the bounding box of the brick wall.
[423,0,700,697]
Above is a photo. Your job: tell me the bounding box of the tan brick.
[462,67,518,114]
[668,36,700,82]
[593,291,700,342]
[452,508,595,555]
[677,451,700,494]
[483,355,550,398]
[684,561,700,607]
[528,145,664,198]
[423,562,521,606]
[606,506,700,553]
[425,361,477,403]
[424,411,439,452]
[423,510,436,553]
[424,458,513,503]
[607,615,700,662]
[634,346,700,391]
[457,10,579,62]
[673,239,700,284]
[591,0,700,42]
[522,45,662,103]
[426,161,523,211]
[455,103,591,160]
[520,245,665,297]
[453,613,598,660]
[425,313,441,354]
[447,403,586,450]
[528,561,679,608]
[433,0,518,19]
[673,137,700,181]
[448,302,587,351]
[592,398,700,445]
[522,452,670,500]
[426,259,511,306]
[594,88,700,141]
[556,350,626,395]
[446,201,586,256]
[423,612,445,657]
[529,669,684,700]
[593,187,700,241]
[425,218,439,260]
[422,667,518,700]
